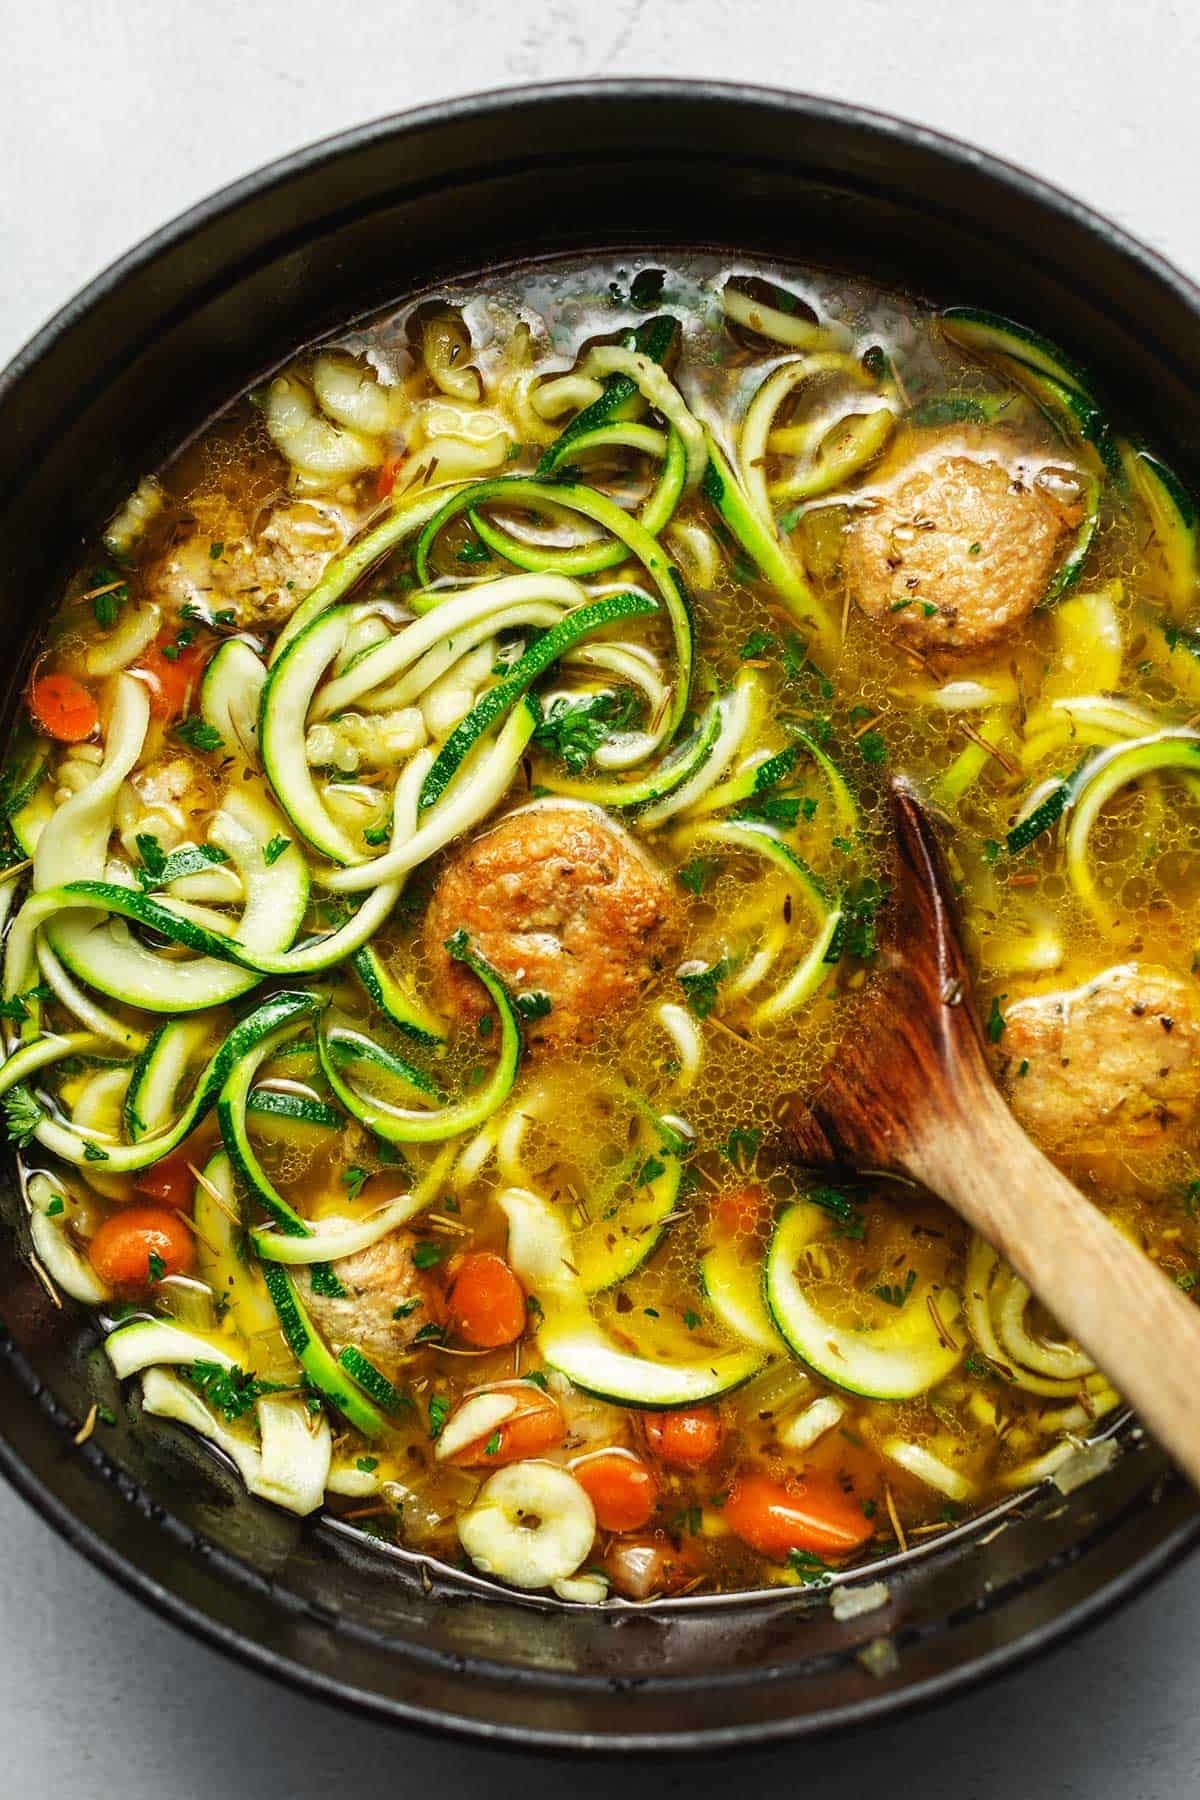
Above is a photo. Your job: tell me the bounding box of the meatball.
[145,492,352,631]
[298,1230,441,1367]
[424,802,680,1046]
[995,962,1200,1152]
[845,439,1077,650]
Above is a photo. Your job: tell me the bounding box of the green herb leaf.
[342,1166,369,1201]
[635,1156,666,1188]
[147,1251,167,1284]
[532,689,644,774]
[787,1547,833,1584]
[516,990,552,1021]
[175,716,224,753]
[356,1456,379,1473]
[872,1268,917,1308]
[185,1359,286,1422]
[263,835,291,866]
[678,856,717,896]
[721,1124,761,1164]
[413,1240,448,1270]
[986,994,1007,1044]
[679,957,729,1021]
[428,1394,450,1439]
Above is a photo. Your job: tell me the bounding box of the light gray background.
[3,3,1200,1794]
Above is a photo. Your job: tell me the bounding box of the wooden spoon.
[783,775,1200,1489]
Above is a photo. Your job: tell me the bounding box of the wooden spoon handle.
[908,1085,1200,1489]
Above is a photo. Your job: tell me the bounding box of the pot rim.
[1,77,1198,1752]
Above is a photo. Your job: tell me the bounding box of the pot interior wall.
[0,85,1196,1747]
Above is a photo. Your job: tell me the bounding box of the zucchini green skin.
[1119,442,1199,615]
[337,1344,408,1415]
[940,307,1096,399]
[123,1019,213,1141]
[410,476,695,743]
[29,876,382,986]
[535,315,679,472]
[244,1088,343,1133]
[351,943,445,1047]
[698,1236,785,1354]
[217,1008,324,1238]
[259,606,360,863]
[418,590,657,813]
[479,424,687,577]
[23,989,320,1175]
[571,1113,684,1294]
[764,1202,962,1400]
[9,786,54,858]
[318,936,521,1144]
[1,737,50,820]
[701,432,830,651]
[538,1310,763,1408]
[260,1262,385,1436]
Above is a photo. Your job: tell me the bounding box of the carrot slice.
[448,1388,565,1467]
[132,628,211,722]
[573,1450,657,1532]
[445,1251,526,1348]
[642,1407,723,1470]
[88,1205,194,1289]
[722,1470,874,1561]
[29,672,98,742]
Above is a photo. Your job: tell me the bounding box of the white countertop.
[3,3,1200,1793]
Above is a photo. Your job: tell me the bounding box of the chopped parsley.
[635,1156,666,1188]
[413,1240,448,1270]
[392,1298,422,1320]
[682,1309,702,1330]
[175,716,224,753]
[806,1184,865,1240]
[44,1195,65,1217]
[678,855,717,896]
[147,1251,166,1284]
[5,1086,45,1147]
[516,990,553,1022]
[484,1431,502,1456]
[532,689,644,773]
[185,1359,285,1422]
[787,1548,833,1585]
[356,1456,379,1473]
[82,1142,110,1163]
[524,1370,549,1391]
[427,1394,450,1439]
[721,1124,761,1164]
[857,730,888,766]
[342,1166,369,1201]
[986,994,1008,1043]
[456,535,492,564]
[263,834,291,866]
[679,956,730,1020]
[739,628,777,660]
[208,541,225,560]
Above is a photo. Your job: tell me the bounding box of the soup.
[5,254,1198,1603]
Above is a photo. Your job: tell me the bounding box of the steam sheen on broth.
[4,254,1199,1603]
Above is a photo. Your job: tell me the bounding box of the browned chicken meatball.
[424,801,680,1046]
[298,1231,441,1367]
[995,962,1200,1153]
[845,439,1077,650]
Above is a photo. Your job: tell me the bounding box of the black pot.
[0,81,1196,1752]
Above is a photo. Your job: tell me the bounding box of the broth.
[5,253,1198,1602]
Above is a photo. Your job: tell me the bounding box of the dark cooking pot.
[0,81,1197,1751]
